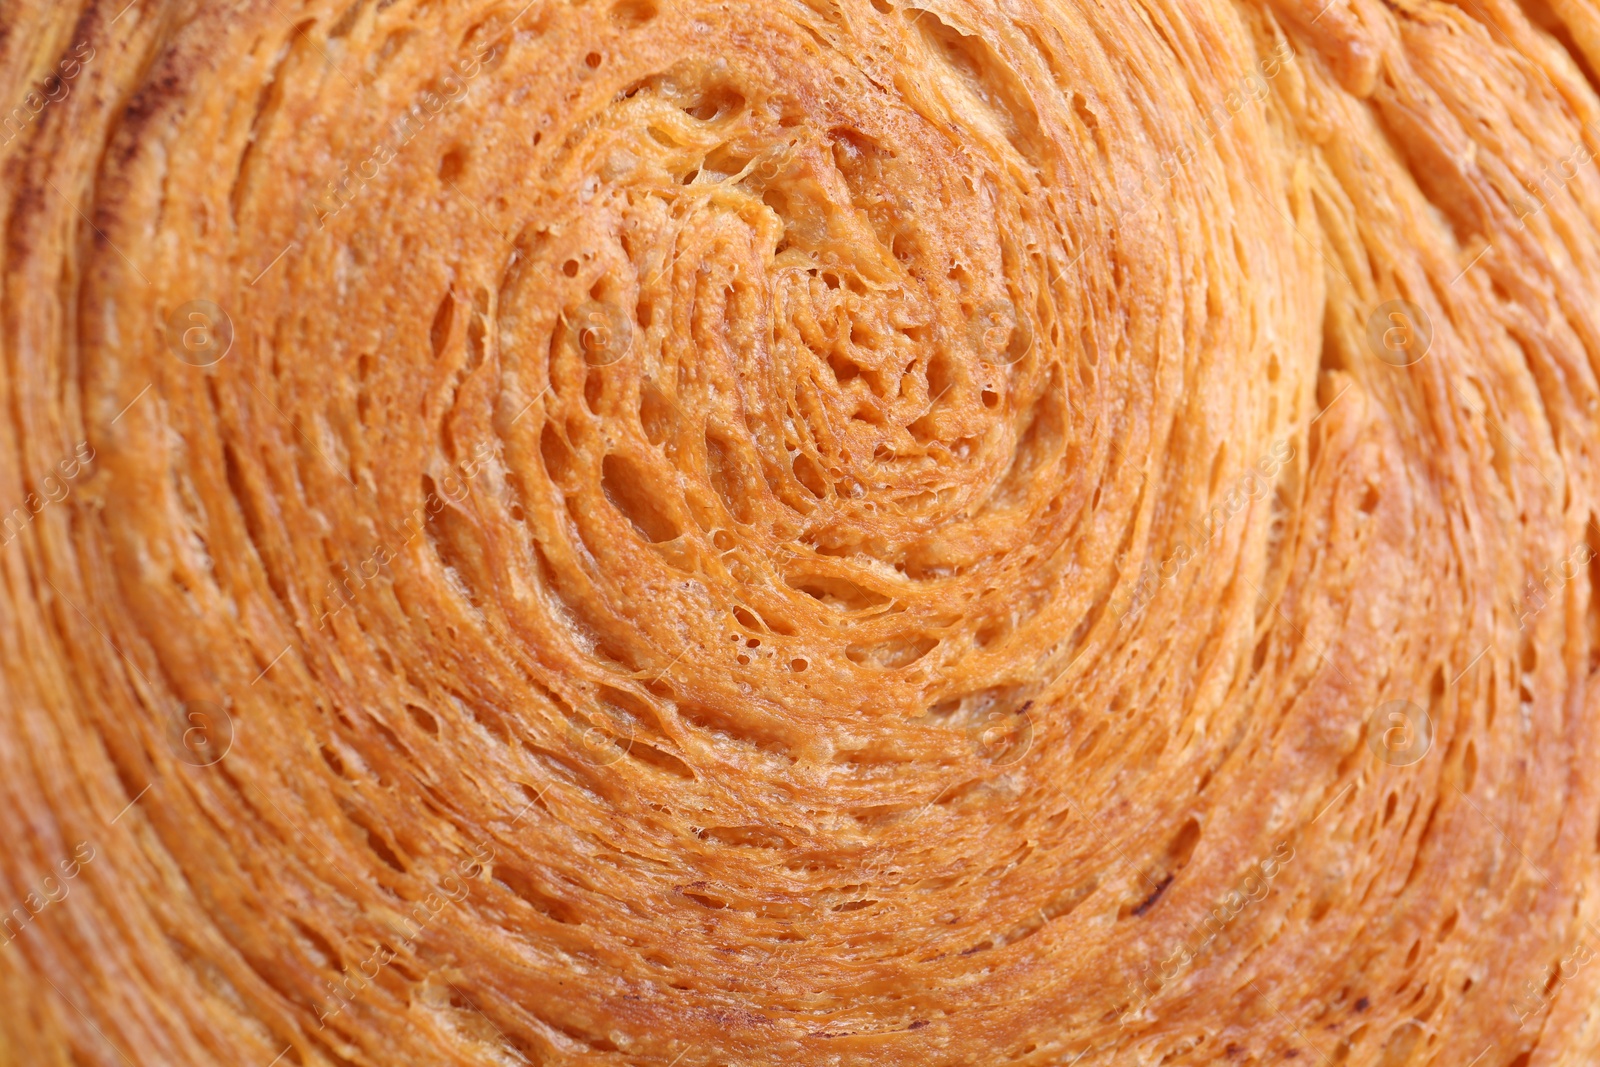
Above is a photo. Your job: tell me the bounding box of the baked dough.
[3,0,1600,1063]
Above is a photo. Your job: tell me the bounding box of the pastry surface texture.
[3,0,1600,1064]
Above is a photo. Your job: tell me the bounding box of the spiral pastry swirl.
[3,0,1600,1063]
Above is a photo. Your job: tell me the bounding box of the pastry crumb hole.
[601,453,680,542]
[609,0,658,24]
[438,146,466,182]
[682,86,746,122]
[785,572,889,611]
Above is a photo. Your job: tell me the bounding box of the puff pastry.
[3,0,1600,1064]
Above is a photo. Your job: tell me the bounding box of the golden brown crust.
[3,0,1600,1064]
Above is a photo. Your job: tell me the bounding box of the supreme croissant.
[2,0,1599,1064]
